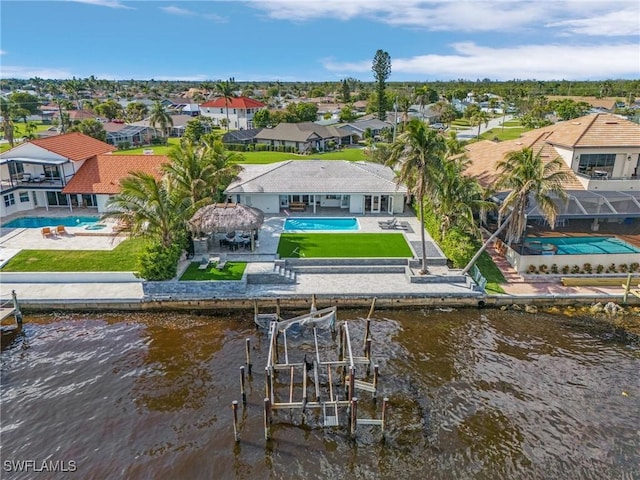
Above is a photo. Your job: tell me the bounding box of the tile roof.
[28,132,116,161]
[225,160,407,195]
[62,154,168,194]
[463,113,640,190]
[200,96,266,109]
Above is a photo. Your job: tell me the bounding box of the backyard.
[277,233,413,258]
[179,261,247,281]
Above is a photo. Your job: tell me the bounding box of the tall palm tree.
[461,147,570,274]
[103,172,189,248]
[0,97,15,147]
[386,119,446,274]
[148,101,173,140]
[215,79,236,131]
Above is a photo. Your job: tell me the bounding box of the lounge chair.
[41,227,55,238]
[56,225,68,235]
[216,255,227,270]
[379,218,398,229]
[198,255,211,270]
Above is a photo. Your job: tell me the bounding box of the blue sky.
[1,0,639,81]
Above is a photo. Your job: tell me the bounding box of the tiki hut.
[188,203,265,252]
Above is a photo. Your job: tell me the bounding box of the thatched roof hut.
[188,203,265,238]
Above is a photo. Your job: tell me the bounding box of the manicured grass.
[179,261,247,281]
[501,120,522,127]
[237,148,367,164]
[479,127,529,142]
[1,122,53,152]
[278,233,412,258]
[475,251,506,294]
[112,137,181,155]
[451,119,471,127]
[1,238,147,272]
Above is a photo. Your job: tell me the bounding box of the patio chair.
[378,217,398,229]
[216,255,227,270]
[41,227,56,238]
[32,173,46,183]
[198,255,211,270]
[56,225,68,235]
[22,173,32,182]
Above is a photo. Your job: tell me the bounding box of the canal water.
[1,308,638,479]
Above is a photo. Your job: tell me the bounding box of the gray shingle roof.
[254,122,339,142]
[225,160,407,194]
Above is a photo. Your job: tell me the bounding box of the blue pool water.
[2,216,101,228]
[525,236,640,255]
[284,217,360,231]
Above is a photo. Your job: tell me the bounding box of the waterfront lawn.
[476,251,506,293]
[111,137,181,156]
[180,262,246,281]
[479,127,529,142]
[278,233,412,258]
[1,238,147,272]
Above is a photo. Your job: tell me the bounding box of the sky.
[1,0,639,82]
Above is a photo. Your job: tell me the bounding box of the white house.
[0,132,116,217]
[225,160,408,215]
[200,96,267,130]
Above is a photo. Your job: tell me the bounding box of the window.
[4,193,15,207]
[82,194,97,207]
[578,153,615,176]
[8,162,24,180]
[220,108,224,114]
[233,109,236,114]
[19,192,29,203]
[46,191,69,206]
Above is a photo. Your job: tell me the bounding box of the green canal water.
[1,308,638,479]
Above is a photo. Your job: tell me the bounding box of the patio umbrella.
[188,203,265,251]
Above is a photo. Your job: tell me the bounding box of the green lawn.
[501,120,522,127]
[479,127,529,142]
[278,233,412,258]
[179,261,247,281]
[112,137,181,155]
[1,238,147,272]
[1,122,54,153]
[475,251,506,294]
[237,148,367,164]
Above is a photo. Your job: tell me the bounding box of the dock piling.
[350,397,358,438]
[264,397,272,440]
[381,397,389,434]
[240,366,246,405]
[11,290,22,326]
[245,338,252,375]
[232,401,239,442]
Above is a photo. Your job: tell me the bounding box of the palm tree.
[0,97,15,147]
[461,147,570,274]
[471,110,489,139]
[215,79,236,131]
[431,156,491,241]
[164,138,242,212]
[103,172,189,248]
[149,101,173,140]
[386,119,446,274]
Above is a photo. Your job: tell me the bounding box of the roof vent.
[605,121,618,124]
[571,122,581,125]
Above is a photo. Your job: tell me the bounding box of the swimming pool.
[2,216,101,228]
[283,217,360,231]
[524,236,640,255]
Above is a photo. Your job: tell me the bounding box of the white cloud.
[0,50,6,55]
[68,0,133,9]
[245,0,639,36]
[0,66,75,79]
[546,7,640,36]
[160,5,226,22]
[322,42,640,80]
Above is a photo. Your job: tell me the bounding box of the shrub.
[551,263,559,274]
[151,137,165,145]
[117,141,131,150]
[630,262,639,273]
[619,263,628,273]
[583,263,592,274]
[539,264,548,274]
[440,228,477,268]
[571,265,580,274]
[606,263,617,273]
[136,241,183,280]
[561,265,570,274]
[528,264,537,274]
[596,264,605,274]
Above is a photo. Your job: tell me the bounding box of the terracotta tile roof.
[464,113,640,190]
[62,154,168,194]
[28,132,115,161]
[464,131,583,190]
[200,96,266,109]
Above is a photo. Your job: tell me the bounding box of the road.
[456,114,514,141]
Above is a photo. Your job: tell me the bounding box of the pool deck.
[1,210,639,310]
